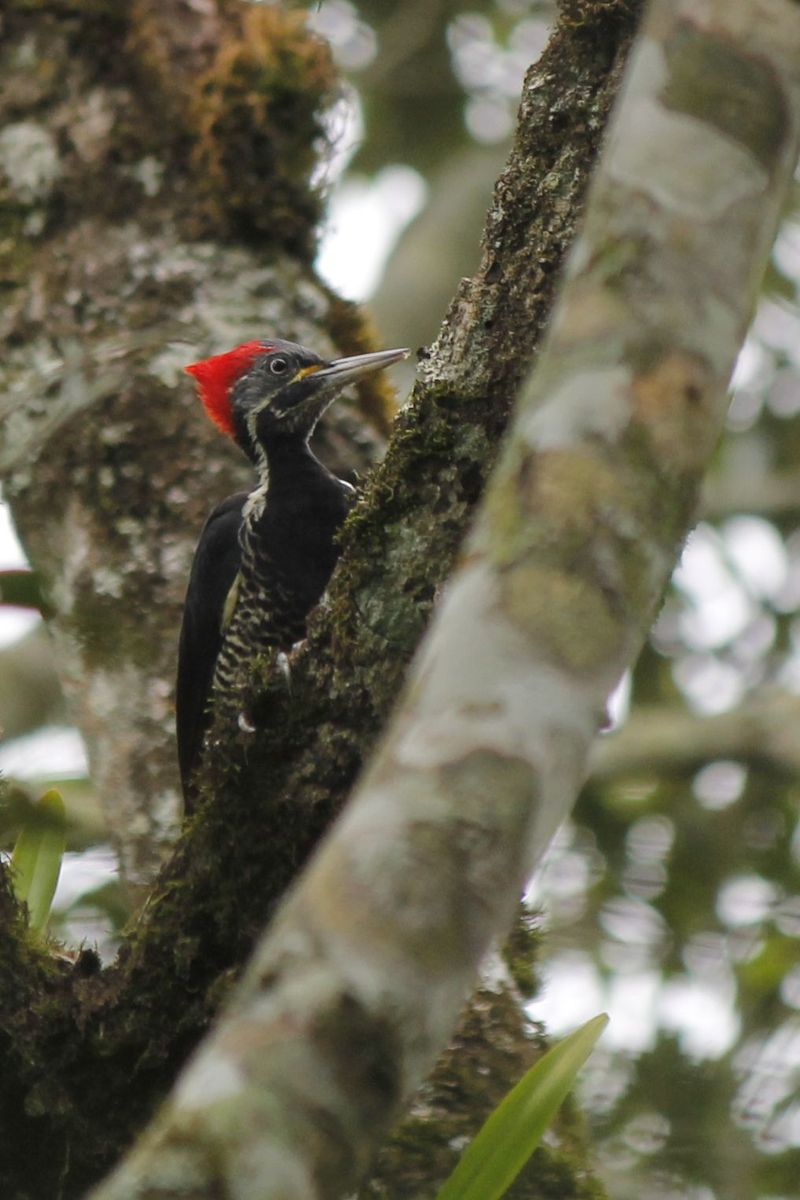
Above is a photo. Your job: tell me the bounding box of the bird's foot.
[237,709,256,734]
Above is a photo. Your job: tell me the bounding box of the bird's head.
[185,338,409,463]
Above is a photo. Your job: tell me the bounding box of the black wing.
[176,492,247,796]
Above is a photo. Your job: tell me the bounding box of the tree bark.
[0,0,388,893]
[0,3,641,1198]
[80,1,800,1198]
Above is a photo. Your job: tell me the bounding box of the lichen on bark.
[78,0,800,1195]
[0,0,384,891]
[0,1,645,1197]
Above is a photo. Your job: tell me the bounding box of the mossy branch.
[84,2,800,1197]
[0,2,640,1197]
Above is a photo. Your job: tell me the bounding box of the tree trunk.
[0,1,662,1198]
[0,0,389,893]
[82,0,800,1196]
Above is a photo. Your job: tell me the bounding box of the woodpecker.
[177,338,409,799]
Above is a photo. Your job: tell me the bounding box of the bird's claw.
[237,710,256,734]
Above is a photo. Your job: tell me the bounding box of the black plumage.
[177,339,408,801]
[176,491,245,791]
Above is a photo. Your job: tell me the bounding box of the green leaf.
[435,1013,609,1200]
[10,788,67,932]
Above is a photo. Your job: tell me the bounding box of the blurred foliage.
[315,0,555,173]
[1,2,799,1197]
[311,0,556,354]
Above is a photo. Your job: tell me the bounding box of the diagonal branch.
[0,6,640,1197]
[87,1,800,1198]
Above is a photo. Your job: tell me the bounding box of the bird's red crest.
[185,341,271,437]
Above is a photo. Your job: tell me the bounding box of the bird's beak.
[275,346,410,430]
[311,346,411,386]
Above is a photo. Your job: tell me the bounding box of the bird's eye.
[270,357,289,375]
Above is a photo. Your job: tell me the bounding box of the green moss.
[501,906,543,999]
[0,861,80,1198]
[188,6,338,254]
[0,4,637,1195]
[510,1143,608,1199]
[559,0,640,32]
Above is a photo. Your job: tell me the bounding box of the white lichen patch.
[147,678,173,724]
[159,533,196,586]
[0,337,133,473]
[0,121,61,202]
[181,253,331,351]
[48,507,92,615]
[100,422,134,447]
[93,566,125,599]
[294,276,329,320]
[84,663,148,734]
[10,34,39,70]
[125,156,165,198]
[148,342,196,388]
[23,210,46,237]
[114,518,144,539]
[174,1048,245,1111]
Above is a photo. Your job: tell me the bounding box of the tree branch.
[0,0,384,892]
[86,1,800,1197]
[702,466,800,520]
[0,5,640,1197]
[592,690,800,779]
